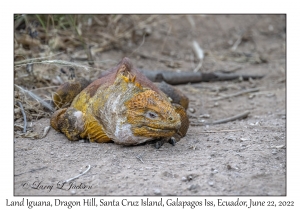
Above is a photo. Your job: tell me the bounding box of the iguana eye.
[146,111,158,119]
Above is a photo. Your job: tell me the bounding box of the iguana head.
[125,89,181,138]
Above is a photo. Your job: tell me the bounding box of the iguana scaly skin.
[50,57,189,146]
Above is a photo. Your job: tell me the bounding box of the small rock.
[14,108,21,114]
[272,145,285,149]
[274,136,280,141]
[154,188,161,195]
[50,152,54,155]
[268,24,274,31]
[188,108,196,113]
[207,137,213,141]
[212,169,218,174]
[226,136,236,141]
[227,165,232,170]
[240,138,250,142]
[79,140,85,143]
[188,184,199,191]
[199,114,210,118]
[181,176,187,182]
[208,181,214,186]
[187,175,193,181]
[144,26,152,35]
[249,121,259,126]
[70,190,76,195]
[272,149,277,155]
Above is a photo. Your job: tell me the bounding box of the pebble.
[188,108,196,113]
[274,136,280,140]
[214,102,219,107]
[154,188,161,195]
[240,138,250,142]
[268,24,274,31]
[181,176,187,181]
[212,169,218,174]
[199,114,210,118]
[208,181,214,186]
[70,190,76,195]
[226,136,236,141]
[144,26,152,35]
[207,137,213,141]
[188,184,199,191]
[272,149,277,155]
[272,145,285,149]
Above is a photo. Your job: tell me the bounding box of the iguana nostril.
[169,117,173,121]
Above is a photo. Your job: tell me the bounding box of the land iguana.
[50,57,189,148]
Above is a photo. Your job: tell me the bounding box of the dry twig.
[40,126,51,139]
[192,40,204,72]
[17,101,27,133]
[212,88,260,101]
[191,111,250,126]
[136,154,144,163]
[15,85,54,112]
[14,52,64,66]
[211,111,250,125]
[140,70,264,85]
[62,165,91,184]
[231,36,242,51]
[197,129,242,133]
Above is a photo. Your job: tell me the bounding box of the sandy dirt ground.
[14,15,286,196]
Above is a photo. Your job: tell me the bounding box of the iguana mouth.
[147,127,176,131]
[143,126,178,134]
[137,123,180,131]
[131,125,177,138]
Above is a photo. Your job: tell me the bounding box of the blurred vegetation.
[14,14,157,132]
[14,14,156,55]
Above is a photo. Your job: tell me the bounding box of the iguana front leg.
[50,107,85,141]
[51,78,92,141]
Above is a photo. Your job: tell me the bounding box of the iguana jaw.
[132,126,178,138]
